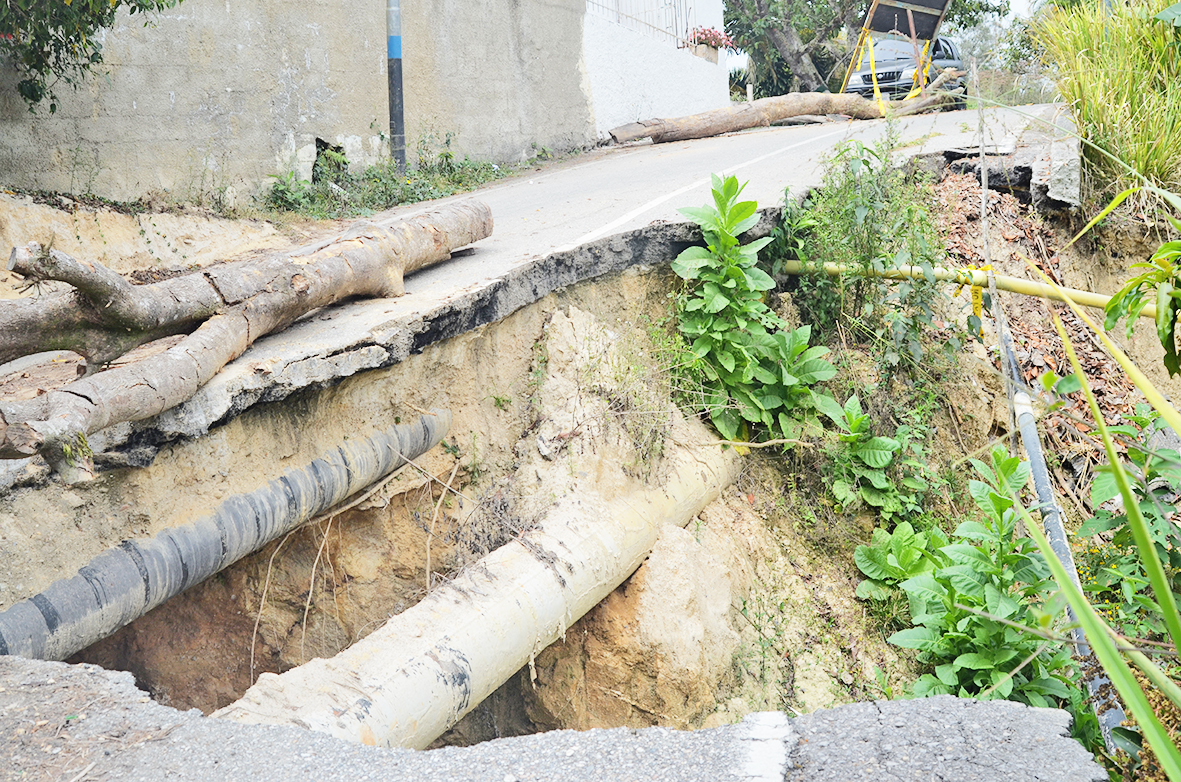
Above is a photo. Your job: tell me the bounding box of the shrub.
[671,174,839,444]
[263,140,507,219]
[856,447,1082,708]
[777,134,955,373]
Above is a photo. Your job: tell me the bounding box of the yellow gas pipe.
[778,260,1155,320]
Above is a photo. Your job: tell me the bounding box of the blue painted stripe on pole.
[387,35,402,59]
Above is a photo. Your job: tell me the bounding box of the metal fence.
[585,0,697,48]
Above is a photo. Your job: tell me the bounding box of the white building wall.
[694,0,724,29]
[582,12,730,139]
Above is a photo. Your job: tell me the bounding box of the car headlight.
[900,67,917,83]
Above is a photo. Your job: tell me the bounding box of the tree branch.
[803,15,844,57]
[752,0,826,92]
[0,200,494,480]
[610,70,963,144]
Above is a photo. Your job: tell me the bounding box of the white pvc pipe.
[214,435,740,749]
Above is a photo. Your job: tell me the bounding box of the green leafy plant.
[312,148,350,185]
[1076,404,1181,642]
[672,174,838,443]
[766,193,819,275]
[0,0,180,112]
[862,447,1080,708]
[854,520,949,601]
[1104,233,1181,375]
[265,171,313,212]
[817,394,927,520]
[1159,1,1181,25]
[263,141,508,220]
[780,134,957,372]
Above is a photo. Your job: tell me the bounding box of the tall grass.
[263,139,512,220]
[1028,288,1181,780]
[1034,0,1181,202]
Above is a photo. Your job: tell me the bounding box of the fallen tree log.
[0,201,492,480]
[609,70,963,145]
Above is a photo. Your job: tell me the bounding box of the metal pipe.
[0,411,451,661]
[215,433,741,749]
[998,325,1126,749]
[387,0,405,167]
[777,260,1153,319]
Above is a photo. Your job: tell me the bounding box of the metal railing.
[585,0,697,48]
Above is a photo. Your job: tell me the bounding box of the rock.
[61,491,86,510]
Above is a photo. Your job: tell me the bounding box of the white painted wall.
[582,13,730,138]
[695,0,724,30]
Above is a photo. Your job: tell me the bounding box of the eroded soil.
[2,166,1167,749]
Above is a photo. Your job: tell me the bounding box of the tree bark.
[609,70,962,144]
[843,1,863,47]
[752,0,827,92]
[0,200,493,479]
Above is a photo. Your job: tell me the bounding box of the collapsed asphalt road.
[3,656,1104,781]
[0,105,1098,781]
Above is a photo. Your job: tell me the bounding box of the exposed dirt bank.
[1,263,937,738]
[0,192,303,300]
[52,268,678,711]
[4,162,1167,748]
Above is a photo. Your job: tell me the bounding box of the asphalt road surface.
[2,656,1105,782]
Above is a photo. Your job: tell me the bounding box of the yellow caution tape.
[953,264,992,323]
[903,40,932,101]
[861,35,888,116]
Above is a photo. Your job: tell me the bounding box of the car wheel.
[943,85,968,111]
[955,85,968,110]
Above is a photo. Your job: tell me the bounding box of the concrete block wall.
[0,0,731,201]
[0,0,389,204]
[402,0,597,165]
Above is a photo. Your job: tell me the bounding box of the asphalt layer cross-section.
[2,657,1106,782]
[387,105,1043,319]
[0,104,1061,490]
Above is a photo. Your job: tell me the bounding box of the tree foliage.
[0,0,180,112]
[726,0,1009,96]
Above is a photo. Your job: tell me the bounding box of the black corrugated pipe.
[0,410,451,661]
[993,297,1126,748]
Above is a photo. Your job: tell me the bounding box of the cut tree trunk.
[609,69,962,145]
[0,201,493,480]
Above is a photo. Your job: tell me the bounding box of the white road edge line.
[738,711,797,781]
[555,126,852,252]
